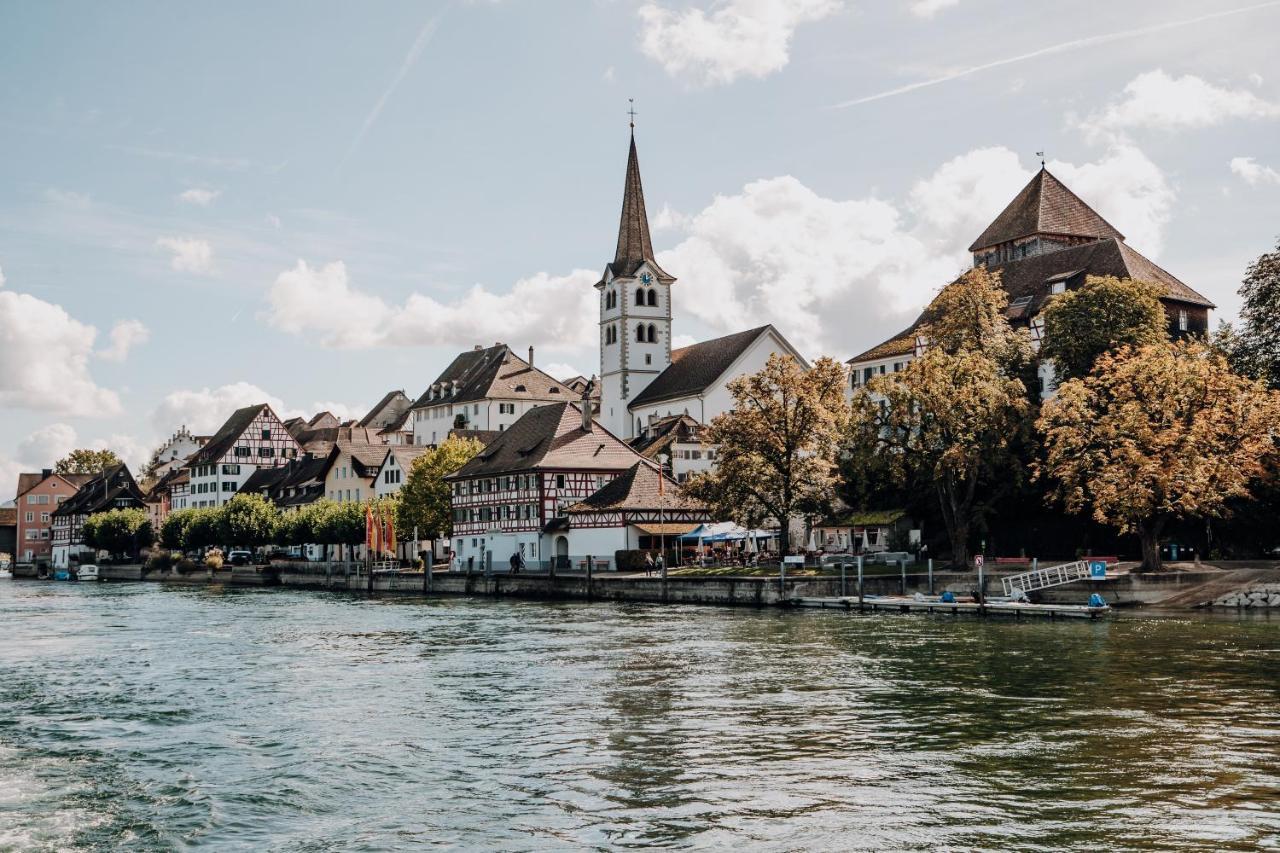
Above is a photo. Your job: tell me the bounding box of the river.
[1,582,1278,851]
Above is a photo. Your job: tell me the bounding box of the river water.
[1,582,1278,851]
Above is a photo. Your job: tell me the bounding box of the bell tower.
[596,118,675,439]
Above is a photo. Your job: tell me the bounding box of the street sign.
[1089,560,1107,578]
[974,554,984,569]
[783,556,805,565]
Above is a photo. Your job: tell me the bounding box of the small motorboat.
[75,564,100,582]
[0,564,12,579]
[53,569,72,581]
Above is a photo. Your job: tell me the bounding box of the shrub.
[145,552,176,574]
[204,548,224,570]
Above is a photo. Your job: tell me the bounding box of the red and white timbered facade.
[185,404,302,508]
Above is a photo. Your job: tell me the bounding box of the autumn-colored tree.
[55,448,122,475]
[1037,340,1280,570]
[1039,275,1168,382]
[398,436,484,542]
[684,353,849,550]
[1220,237,1280,389]
[846,269,1034,567]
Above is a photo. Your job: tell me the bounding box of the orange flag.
[365,504,377,553]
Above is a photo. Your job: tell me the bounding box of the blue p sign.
[1089,560,1107,578]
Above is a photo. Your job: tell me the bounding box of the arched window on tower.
[635,324,645,343]
[646,289,658,307]
[646,324,657,343]
[635,287,644,306]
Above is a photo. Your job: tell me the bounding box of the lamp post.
[657,452,670,576]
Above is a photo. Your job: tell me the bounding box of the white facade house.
[409,345,570,446]
[143,426,208,483]
[184,404,302,508]
[373,446,428,499]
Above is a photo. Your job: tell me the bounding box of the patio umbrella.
[744,533,756,554]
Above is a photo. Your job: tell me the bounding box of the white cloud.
[1080,70,1280,137]
[910,0,959,18]
[0,454,23,504]
[0,286,122,417]
[16,423,78,468]
[652,202,691,232]
[1048,144,1174,256]
[637,0,841,86]
[178,187,221,206]
[156,236,214,274]
[151,382,288,436]
[1230,156,1280,186]
[96,319,149,362]
[0,264,5,287]
[308,401,366,422]
[263,260,599,351]
[543,362,588,382]
[92,433,152,472]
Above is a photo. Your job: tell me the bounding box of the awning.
[633,522,700,536]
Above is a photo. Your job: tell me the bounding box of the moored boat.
[75,564,100,582]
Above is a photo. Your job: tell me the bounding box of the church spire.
[613,132,656,272]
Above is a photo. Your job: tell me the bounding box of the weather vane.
[628,98,637,130]
[1036,150,1046,168]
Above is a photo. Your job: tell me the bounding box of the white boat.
[0,564,12,579]
[75,564,100,582]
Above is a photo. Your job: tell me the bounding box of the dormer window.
[1178,309,1189,332]
[1050,281,1066,295]
[514,384,526,392]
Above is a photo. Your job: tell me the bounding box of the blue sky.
[2,0,1279,496]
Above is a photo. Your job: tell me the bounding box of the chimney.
[473,344,483,351]
[42,468,52,478]
[580,376,596,432]
[528,346,534,368]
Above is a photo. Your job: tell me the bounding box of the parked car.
[227,550,253,566]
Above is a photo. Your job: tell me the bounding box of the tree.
[55,448,122,475]
[222,493,279,549]
[1037,340,1280,570]
[1221,237,1280,389]
[1039,275,1168,382]
[849,349,1030,568]
[920,266,1032,370]
[161,509,198,551]
[309,499,366,561]
[183,507,223,551]
[398,435,484,541]
[83,508,153,558]
[683,353,849,550]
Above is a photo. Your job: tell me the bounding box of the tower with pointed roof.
[596,128,675,439]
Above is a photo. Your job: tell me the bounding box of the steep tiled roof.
[448,403,646,479]
[358,391,411,428]
[567,462,704,513]
[15,472,95,501]
[969,168,1124,252]
[384,445,429,471]
[187,404,270,467]
[449,428,502,447]
[0,506,16,527]
[52,465,144,517]
[629,414,702,459]
[410,345,567,409]
[848,239,1213,365]
[630,326,788,409]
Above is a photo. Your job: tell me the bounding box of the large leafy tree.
[222,493,279,549]
[83,508,153,558]
[845,268,1033,568]
[398,436,484,541]
[1037,340,1280,570]
[160,509,197,551]
[1221,237,1280,389]
[1038,275,1169,382]
[55,448,122,475]
[310,500,366,561]
[684,353,849,549]
[183,508,223,551]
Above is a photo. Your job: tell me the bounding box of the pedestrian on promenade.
[656,551,665,579]
[644,551,655,576]
[510,550,525,574]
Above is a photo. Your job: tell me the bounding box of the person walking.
[644,551,655,577]
[509,550,526,574]
[656,551,665,579]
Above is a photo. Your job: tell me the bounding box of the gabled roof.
[629,325,804,409]
[847,238,1214,365]
[969,168,1124,252]
[448,402,650,479]
[14,471,94,501]
[187,404,272,467]
[52,464,144,517]
[410,344,567,409]
[323,440,393,481]
[629,414,702,458]
[358,390,411,429]
[567,462,705,514]
[0,506,16,526]
[380,445,429,472]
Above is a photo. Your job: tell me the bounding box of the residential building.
[848,167,1215,398]
[409,344,568,446]
[0,506,16,563]
[321,432,388,504]
[628,414,715,483]
[813,510,920,554]
[13,470,93,565]
[373,446,429,499]
[141,426,208,485]
[445,398,675,572]
[559,461,709,559]
[595,130,808,440]
[184,404,303,508]
[50,464,146,568]
[358,391,414,437]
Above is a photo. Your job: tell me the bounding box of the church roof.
[410,344,567,409]
[629,325,789,409]
[601,133,673,285]
[447,402,647,479]
[968,168,1125,252]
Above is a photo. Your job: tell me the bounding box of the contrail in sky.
[829,0,1280,109]
[342,7,449,166]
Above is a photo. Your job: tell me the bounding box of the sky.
[2,0,1279,499]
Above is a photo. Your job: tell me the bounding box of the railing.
[1001,560,1090,596]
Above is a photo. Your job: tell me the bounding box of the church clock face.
[640,272,653,285]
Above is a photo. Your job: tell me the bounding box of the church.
[595,129,808,445]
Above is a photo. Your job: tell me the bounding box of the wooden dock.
[791,595,1110,619]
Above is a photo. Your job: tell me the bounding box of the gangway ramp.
[1001,560,1092,597]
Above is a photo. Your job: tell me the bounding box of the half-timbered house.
[560,461,709,557]
[184,404,302,508]
[50,464,145,568]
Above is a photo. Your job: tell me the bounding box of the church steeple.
[607,130,673,283]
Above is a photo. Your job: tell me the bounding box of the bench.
[576,559,611,572]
